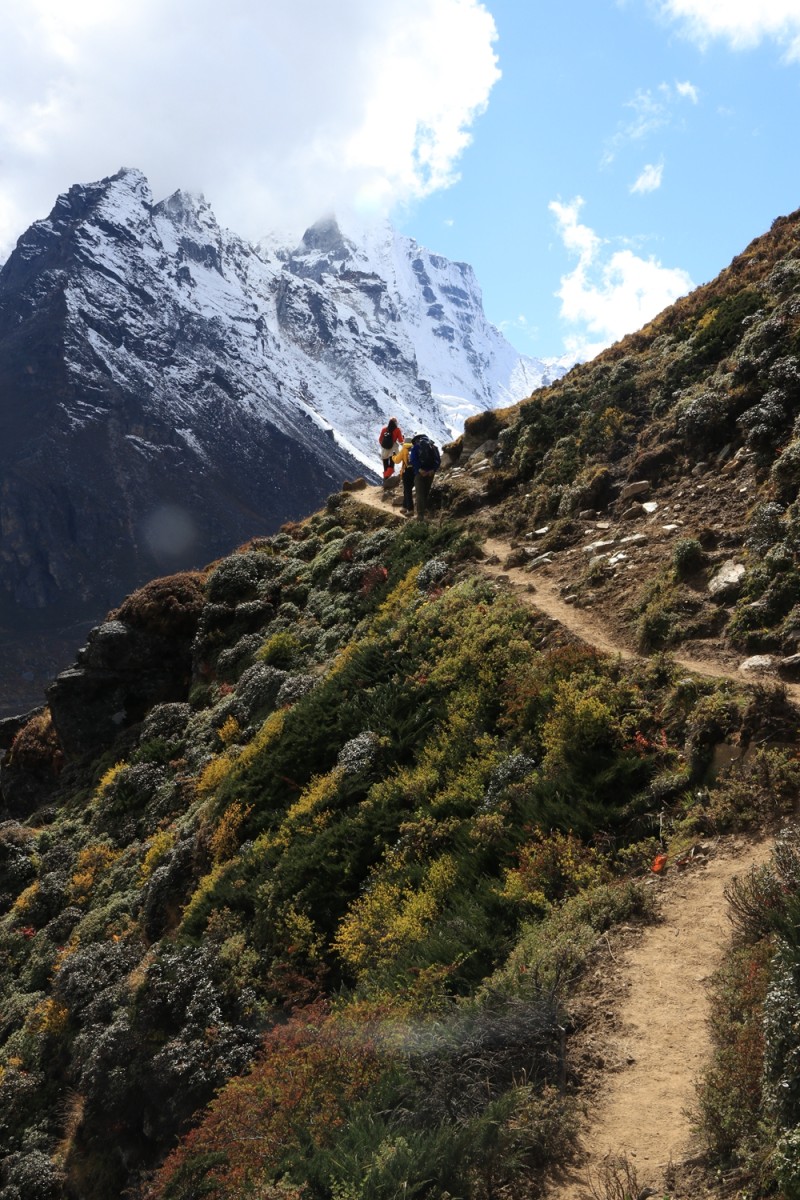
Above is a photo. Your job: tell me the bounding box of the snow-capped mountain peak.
[0,167,570,711]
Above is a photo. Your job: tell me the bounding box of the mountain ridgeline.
[0,168,565,716]
[2,208,800,1199]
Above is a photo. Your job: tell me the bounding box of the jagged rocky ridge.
[0,168,565,715]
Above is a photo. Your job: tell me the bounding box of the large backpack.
[415,436,440,474]
[380,429,395,451]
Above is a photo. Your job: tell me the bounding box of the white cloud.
[630,161,664,193]
[658,1,800,60]
[602,80,698,165]
[675,79,699,102]
[549,196,694,359]
[0,0,500,259]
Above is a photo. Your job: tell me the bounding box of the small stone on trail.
[620,533,647,546]
[778,654,800,680]
[739,655,778,675]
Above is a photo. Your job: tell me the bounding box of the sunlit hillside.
[2,210,800,1200]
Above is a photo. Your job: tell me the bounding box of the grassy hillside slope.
[2,211,800,1200]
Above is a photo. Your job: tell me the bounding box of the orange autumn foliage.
[147,1001,388,1199]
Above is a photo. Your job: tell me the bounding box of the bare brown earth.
[543,837,773,1200]
[348,478,787,1199]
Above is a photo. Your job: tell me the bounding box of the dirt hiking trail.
[351,483,800,696]
[544,837,772,1199]
[479,533,800,703]
[348,484,789,1196]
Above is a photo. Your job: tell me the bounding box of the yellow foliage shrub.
[139,829,177,883]
[27,997,69,1040]
[334,853,458,975]
[271,768,345,852]
[11,880,40,917]
[695,305,719,333]
[235,708,286,770]
[501,829,608,910]
[540,681,617,776]
[97,761,127,796]
[52,937,80,975]
[372,565,422,633]
[68,844,120,904]
[197,749,239,798]
[181,863,228,931]
[217,715,241,747]
[274,902,325,964]
[210,801,254,864]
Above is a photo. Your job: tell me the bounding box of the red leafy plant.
[147,1001,388,1199]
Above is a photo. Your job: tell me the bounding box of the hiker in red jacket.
[378,417,403,496]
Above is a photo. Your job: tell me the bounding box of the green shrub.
[496,880,655,993]
[672,537,706,578]
[772,1126,800,1200]
[771,438,800,502]
[683,689,741,780]
[703,747,800,831]
[257,630,303,669]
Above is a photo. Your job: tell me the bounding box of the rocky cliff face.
[0,168,566,714]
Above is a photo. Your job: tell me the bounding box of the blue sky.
[1,1,799,363]
[401,1,800,359]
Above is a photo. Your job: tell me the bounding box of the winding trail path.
[349,484,792,1197]
[479,533,800,701]
[352,483,799,695]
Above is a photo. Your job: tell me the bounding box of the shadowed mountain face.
[0,169,563,715]
[0,173,359,712]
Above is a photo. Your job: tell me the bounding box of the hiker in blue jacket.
[409,433,440,520]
